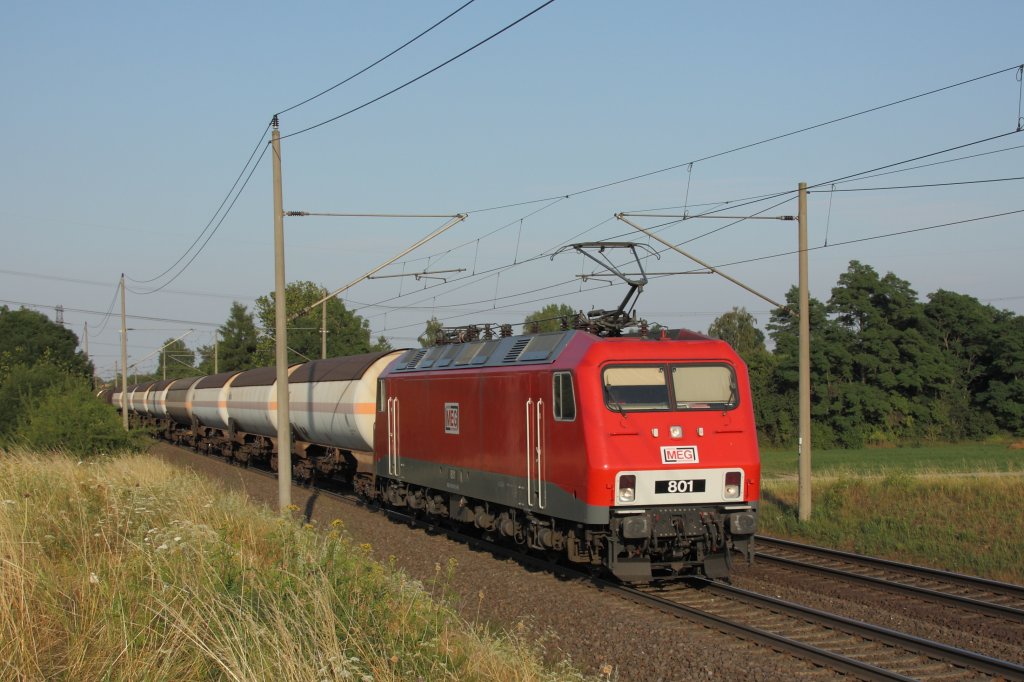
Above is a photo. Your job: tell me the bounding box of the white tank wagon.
[190,371,242,431]
[225,365,301,438]
[128,382,154,414]
[288,350,404,452]
[144,379,175,419]
[164,376,201,427]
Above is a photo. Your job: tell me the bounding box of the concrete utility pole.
[83,321,89,363]
[321,299,327,359]
[119,274,129,431]
[214,333,219,374]
[272,117,292,512]
[798,182,812,521]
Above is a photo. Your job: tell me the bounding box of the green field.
[757,441,1024,583]
[760,441,1024,479]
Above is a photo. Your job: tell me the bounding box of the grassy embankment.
[757,441,1024,583]
[0,451,586,682]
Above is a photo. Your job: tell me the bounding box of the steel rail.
[757,532,1024,602]
[756,551,1024,622]
[161,443,1024,680]
[691,578,1024,680]
[612,583,915,681]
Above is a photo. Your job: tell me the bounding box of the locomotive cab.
[583,344,760,581]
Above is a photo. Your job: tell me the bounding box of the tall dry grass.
[759,471,1024,583]
[0,450,586,681]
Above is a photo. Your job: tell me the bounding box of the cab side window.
[553,372,576,421]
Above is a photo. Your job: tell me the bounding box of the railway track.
[755,536,1024,623]
[165,446,1024,680]
[628,578,1024,681]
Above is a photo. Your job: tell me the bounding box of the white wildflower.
[173,536,181,542]
[157,543,168,551]
[89,572,99,584]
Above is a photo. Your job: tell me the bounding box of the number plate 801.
[655,479,707,494]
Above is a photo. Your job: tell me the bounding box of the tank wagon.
[117,330,759,581]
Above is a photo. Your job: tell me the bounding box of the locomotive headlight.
[618,474,636,503]
[669,425,683,439]
[724,471,742,499]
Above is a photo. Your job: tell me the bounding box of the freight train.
[106,328,760,581]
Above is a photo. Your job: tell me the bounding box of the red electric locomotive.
[368,328,760,581]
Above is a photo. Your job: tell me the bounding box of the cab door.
[524,392,546,510]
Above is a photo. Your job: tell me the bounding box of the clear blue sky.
[2,1,1022,378]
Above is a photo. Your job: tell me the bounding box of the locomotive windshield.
[603,363,737,412]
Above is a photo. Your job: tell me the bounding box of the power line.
[0,298,220,328]
[0,268,255,302]
[463,63,1024,214]
[810,175,1024,193]
[279,0,558,140]
[130,143,271,295]
[124,3,488,291]
[373,206,1024,334]
[667,207,1024,274]
[622,141,1024,215]
[90,280,122,336]
[276,0,478,116]
[128,123,271,285]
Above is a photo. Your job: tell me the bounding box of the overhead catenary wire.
[89,280,123,337]
[809,175,1024,192]
[276,0,478,116]
[369,205,1024,336]
[463,63,1024,214]
[127,5,484,291]
[111,55,1022,346]
[130,143,271,295]
[279,0,558,141]
[0,298,220,328]
[346,130,1024,323]
[128,123,271,286]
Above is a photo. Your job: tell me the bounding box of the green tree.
[197,301,259,374]
[707,307,766,358]
[12,375,140,455]
[976,311,1024,435]
[0,306,93,381]
[523,304,577,333]
[253,282,379,365]
[155,338,196,380]
[707,307,778,444]
[827,261,950,445]
[767,288,847,447]
[0,363,67,440]
[418,317,444,348]
[923,290,1000,438]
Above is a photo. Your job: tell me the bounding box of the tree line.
[711,261,1023,447]
[146,281,392,382]
[3,262,1020,452]
[0,305,136,453]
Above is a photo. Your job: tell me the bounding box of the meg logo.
[661,445,698,464]
[444,403,460,434]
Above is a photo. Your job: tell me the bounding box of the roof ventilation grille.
[403,349,427,369]
[502,338,530,363]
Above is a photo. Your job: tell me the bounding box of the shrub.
[0,362,68,439]
[11,377,140,455]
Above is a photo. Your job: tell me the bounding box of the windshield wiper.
[603,383,627,417]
